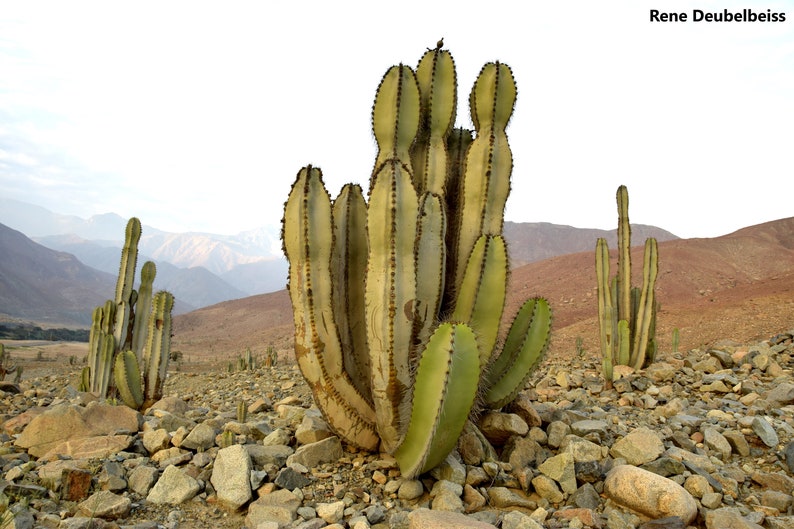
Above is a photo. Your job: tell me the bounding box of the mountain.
[0,223,115,326]
[170,217,794,364]
[35,234,247,310]
[0,198,283,276]
[503,221,678,266]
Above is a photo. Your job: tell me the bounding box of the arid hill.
[172,217,794,363]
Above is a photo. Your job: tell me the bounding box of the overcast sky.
[1,0,791,239]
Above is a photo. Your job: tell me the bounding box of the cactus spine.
[282,45,551,478]
[82,218,175,410]
[596,185,659,379]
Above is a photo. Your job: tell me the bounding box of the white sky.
[0,0,791,239]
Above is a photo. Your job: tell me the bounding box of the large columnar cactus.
[596,185,659,382]
[281,45,551,478]
[82,218,174,410]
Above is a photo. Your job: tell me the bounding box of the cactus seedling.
[282,45,551,478]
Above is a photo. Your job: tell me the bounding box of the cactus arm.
[630,238,659,368]
[283,166,379,451]
[595,238,612,371]
[393,322,480,479]
[114,350,144,409]
[142,291,173,408]
[366,159,419,452]
[131,261,156,363]
[411,48,456,195]
[616,185,631,323]
[413,192,447,350]
[453,63,515,292]
[483,297,551,409]
[371,65,421,182]
[332,184,372,403]
[451,235,507,365]
[115,217,141,305]
[94,334,114,398]
[443,127,473,305]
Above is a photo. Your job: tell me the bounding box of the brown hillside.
[172,217,794,363]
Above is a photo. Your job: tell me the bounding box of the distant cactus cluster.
[596,185,659,382]
[80,218,175,410]
[282,44,551,478]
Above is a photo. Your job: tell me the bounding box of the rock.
[295,414,334,445]
[38,435,134,462]
[247,444,293,467]
[538,452,577,494]
[142,428,171,454]
[181,422,218,450]
[604,465,698,525]
[245,489,301,528]
[77,491,131,520]
[398,479,425,501]
[751,416,779,447]
[610,427,664,466]
[274,466,311,490]
[530,475,564,503]
[560,434,604,462]
[703,427,732,460]
[316,501,345,524]
[128,465,159,496]
[286,436,343,468]
[146,465,200,504]
[486,487,536,510]
[60,468,93,501]
[406,508,497,529]
[478,412,528,445]
[14,403,139,458]
[501,510,544,529]
[765,382,794,405]
[704,507,764,529]
[211,444,252,510]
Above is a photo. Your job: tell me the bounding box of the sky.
[0,0,791,240]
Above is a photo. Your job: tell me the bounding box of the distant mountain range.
[0,198,679,328]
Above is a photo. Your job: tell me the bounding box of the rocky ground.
[2,329,794,529]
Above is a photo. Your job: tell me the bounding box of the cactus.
[596,185,659,380]
[281,44,551,478]
[83,218,175,410]
[237,400,248,423]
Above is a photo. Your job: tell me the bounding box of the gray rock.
[295,414,334,445]
[546,421,571,449]
[211,444,252,510]
[180,422,218,450]
[703,427,732,460]
[751,416,779,447]
[569,419,609,440]
[146,465,200,504]
[127,465,159,496]
[765,382,794,405]
[247,444,294,467]
[286,436,343,468]
[275,466,311,490]
[397,479,425,500]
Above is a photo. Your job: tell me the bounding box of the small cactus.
[82,218,175,410]
[596,185,659,381]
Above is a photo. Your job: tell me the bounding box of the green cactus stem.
[115,350,144,409]
[393,323,479,478]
